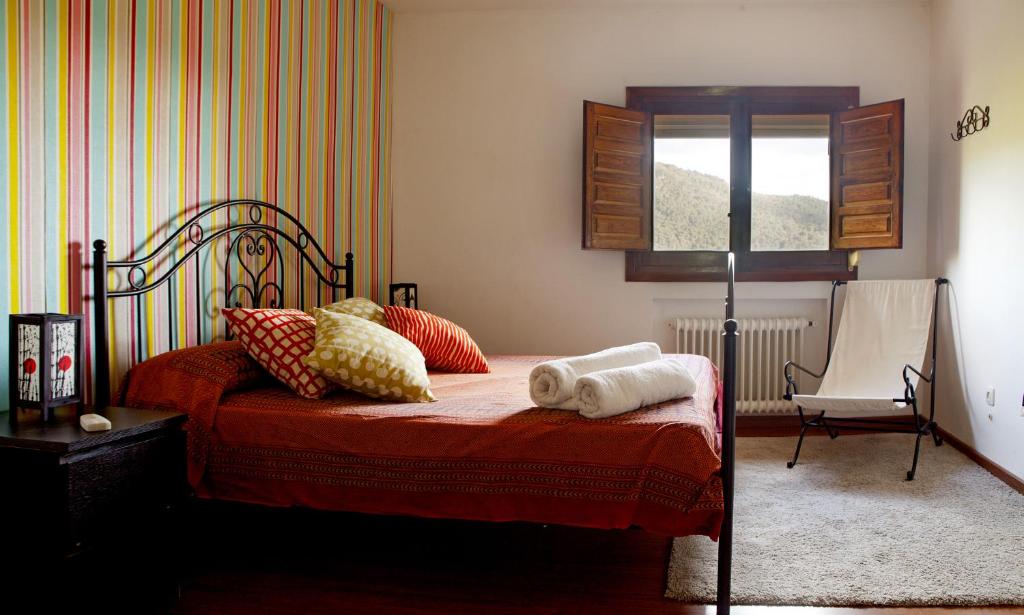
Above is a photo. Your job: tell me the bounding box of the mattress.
[119,343,724,537]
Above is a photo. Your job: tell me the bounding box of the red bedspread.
[119,342,724,537]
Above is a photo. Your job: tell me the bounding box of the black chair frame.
[782,278,949,481]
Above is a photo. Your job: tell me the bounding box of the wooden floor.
[170,501,1023,615]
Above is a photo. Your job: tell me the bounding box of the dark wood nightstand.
[0,405,188,605]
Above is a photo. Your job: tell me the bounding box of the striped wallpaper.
[0,0,393,404]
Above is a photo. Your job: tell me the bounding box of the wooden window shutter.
[582,101,652,250]
[830,99,905,250]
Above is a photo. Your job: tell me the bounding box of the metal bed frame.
[782,277,949,481]
[92,200,354,409]
[718,253,738,615]
[90,200,739,613]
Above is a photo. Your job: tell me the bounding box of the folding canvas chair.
[783,278,948,480]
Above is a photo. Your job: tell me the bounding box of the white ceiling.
[381,0,916,13]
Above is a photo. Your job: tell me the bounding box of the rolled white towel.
[529,342,662,410]
[573,358,697,419]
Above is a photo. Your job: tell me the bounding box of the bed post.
[92,239,111,410]
[717,252,737,615]
[345,252,354,299]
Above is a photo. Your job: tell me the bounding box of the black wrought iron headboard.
[92,199,354,408]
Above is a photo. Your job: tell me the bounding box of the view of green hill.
[654,162,829,251]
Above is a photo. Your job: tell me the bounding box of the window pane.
[653,115,730,251]
[751,114,830,251]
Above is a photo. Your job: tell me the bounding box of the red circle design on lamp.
[23,358,37,374]
[57,355,73,372]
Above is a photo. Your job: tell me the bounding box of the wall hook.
[951,105,990,142]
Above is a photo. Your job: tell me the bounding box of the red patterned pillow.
[383,306,489,374]
[222,308,334,399]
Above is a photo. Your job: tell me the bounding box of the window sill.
[625,250,858,283]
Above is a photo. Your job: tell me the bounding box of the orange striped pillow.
[383,306,489,374]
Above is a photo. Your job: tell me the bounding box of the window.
[653,115,730,251]
[582,88,905,282]
[750,114,830,252]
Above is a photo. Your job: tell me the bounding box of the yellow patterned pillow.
[317,297,386,326]
[302,309,436,403]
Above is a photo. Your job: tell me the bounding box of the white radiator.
[673,317,810,415]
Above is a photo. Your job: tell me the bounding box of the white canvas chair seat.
[791,395,907,417]
[793,279,936,418]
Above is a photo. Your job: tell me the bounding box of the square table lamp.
[9,313,84,426]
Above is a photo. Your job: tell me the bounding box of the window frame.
[625,86,860,282]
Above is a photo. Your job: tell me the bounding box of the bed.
[117,346,723,537]
[92,200,739,613]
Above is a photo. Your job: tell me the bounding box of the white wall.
[392,0,931,370]
[390,0,935,420]
[928,0,1024,478]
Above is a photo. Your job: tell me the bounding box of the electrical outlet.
[985,387,996,407]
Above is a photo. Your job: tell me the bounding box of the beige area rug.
[666,434,1024,606]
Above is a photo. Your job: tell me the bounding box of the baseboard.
[736,414,802,436]
[934,427,1024,495]
[736,413,912,437]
